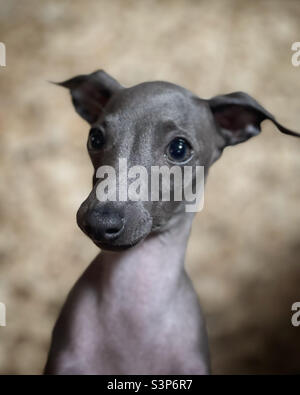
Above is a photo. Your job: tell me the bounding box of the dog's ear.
[207,91,300,146]
[55,70,122,124]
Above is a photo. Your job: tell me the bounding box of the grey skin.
[44,70,299,375]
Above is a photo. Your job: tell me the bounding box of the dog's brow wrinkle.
[102,114,117,124]
[161,120,179,131]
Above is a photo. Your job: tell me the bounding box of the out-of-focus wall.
[0,0,299,374]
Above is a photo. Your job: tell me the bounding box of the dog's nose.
[85,208,125,241]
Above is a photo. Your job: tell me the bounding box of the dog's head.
[57,70,299,250]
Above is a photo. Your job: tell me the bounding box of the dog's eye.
[166,137,193,163]
[88,127,104,150]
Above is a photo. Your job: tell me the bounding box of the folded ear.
[55,70,122,124]
[207,91,300,146]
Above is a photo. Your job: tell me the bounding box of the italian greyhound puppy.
[44,70,299,374]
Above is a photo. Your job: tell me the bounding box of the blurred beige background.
[0,0,300,374]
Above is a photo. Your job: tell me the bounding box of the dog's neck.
[92,213,194,312]
[45,212,210,374]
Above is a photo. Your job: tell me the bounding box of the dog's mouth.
[91,235,146,251]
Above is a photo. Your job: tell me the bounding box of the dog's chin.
[91,236,145,252]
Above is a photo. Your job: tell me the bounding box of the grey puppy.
[44,70,299,374]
